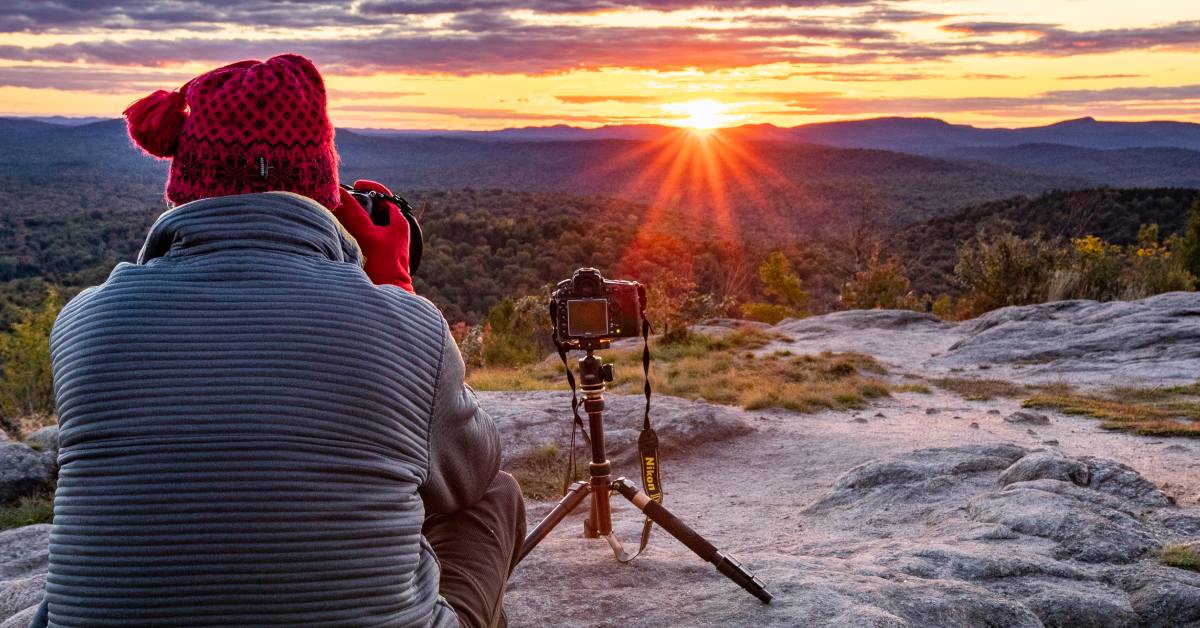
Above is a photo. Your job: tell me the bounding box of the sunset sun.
[664,99,743,130]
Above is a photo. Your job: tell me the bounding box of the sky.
[0,1,1198,130]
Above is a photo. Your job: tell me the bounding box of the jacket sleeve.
[420,323,502,516]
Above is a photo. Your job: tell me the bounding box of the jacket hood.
[138,191,361,265]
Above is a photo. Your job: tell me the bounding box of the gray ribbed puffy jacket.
[41,191,499,626]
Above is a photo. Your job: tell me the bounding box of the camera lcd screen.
[566,299,609,337]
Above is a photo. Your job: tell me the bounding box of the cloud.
[0,64,194,92]
[0,0,880,32]
[327,89,424,100]
[0,1,384,32]
[940,21,1056,35]
[332,102,655,123]
[751,84,1200,117]
[555,94,661,104]
[1058,74,1145,80]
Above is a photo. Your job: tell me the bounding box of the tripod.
[515,347,772,604]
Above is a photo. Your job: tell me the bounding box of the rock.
[1162,444,1191,454]
[1022,581,1141,628]
[925,408,940,415]
[0,605,38,628]
[999,451,1091,487]
[0,574,43,620]
[0,526,49,580]
[1083,457,1171,507]
[851,418,868,424]
[478,391,754,468]
[1106,566,1200,627]
[808,444,1026,517]
[1042,439,1060,446]
[1004,411,1050,426]
[894,546,1090,581]
[0,443,55,505]
[968,478,1160,563]
[929,292,1200,387]
[21,427,57,458]
[1153,512,1200,536]
[987,409,1001,415]
[969,422,980,429]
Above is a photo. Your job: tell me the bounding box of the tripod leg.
[611,478,772,604]
[515,481,591,565]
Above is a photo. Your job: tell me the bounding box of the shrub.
[742,251,807,323]
[1119,225,1195,299]
[954,231,1060,315]
[0,289,60,437]
[0,492,54,530]
[482,294,554,367]
[740,302,797,324]
[840,248,917,310]
[1182,199,1200,279]
[1059,235,1124,301]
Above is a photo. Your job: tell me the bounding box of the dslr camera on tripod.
[550,267,645,350]
[519,267,773,605]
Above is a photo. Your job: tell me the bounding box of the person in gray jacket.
[33,54,525,627]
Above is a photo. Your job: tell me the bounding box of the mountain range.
[350,116,1200,152]
[2,115,1198,322]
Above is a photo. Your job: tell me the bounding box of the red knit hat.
[124,54,339,209]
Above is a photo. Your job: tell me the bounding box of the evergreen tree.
[1182,199,1200,279]
[0,289,60,436]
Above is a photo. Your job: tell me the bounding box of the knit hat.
[124,54,339,210]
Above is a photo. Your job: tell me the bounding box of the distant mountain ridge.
[347,116,1200,153]
[11,115,1200,152]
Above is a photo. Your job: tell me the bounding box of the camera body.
[551,268,645,347]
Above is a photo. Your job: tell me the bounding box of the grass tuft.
[1023,381,1200,437]
[0,492,54,531]
[934,377,1028,401]
[468,326,896,414]
[508,443,586,501]
[1160,544,1200,572]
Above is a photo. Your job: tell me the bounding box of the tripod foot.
[612,478,772,604]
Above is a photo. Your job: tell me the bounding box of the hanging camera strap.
[555,336,592,495]
[619,306,661,562]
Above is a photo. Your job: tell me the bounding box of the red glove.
[332,179,415,293]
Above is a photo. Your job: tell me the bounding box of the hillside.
[943,144,1200,189]
[894,188,1200,296]
[1,118,1088,232]
[3,119,1199,324]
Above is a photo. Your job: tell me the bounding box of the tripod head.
[578,349,614,389]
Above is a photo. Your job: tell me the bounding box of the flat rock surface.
[477,390,753,467]
[770,292,1200,387]
[503,387,1200,627]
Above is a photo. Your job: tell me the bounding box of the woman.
[32,54,524,627]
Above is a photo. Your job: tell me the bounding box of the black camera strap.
[619,303,660,562]
[555,338,592,495]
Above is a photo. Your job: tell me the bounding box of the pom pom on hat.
[124,89,188,158]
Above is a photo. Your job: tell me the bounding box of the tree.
[759,251,809,310]
[954,230,1060,315]
[741,251,808,323]
[840,247,915,310]
[0,289,60,436]
[1182,199,1200,279]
